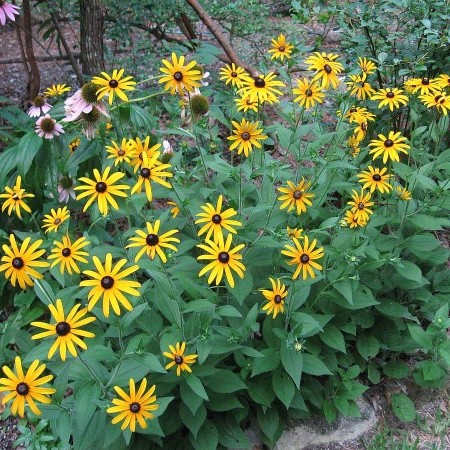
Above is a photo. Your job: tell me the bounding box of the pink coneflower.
[63,82,109,122]
[57,175,76,203]
[35,115,64,139]
[79,106,105,140]
[27,95,52,117]
[0,1,20,26]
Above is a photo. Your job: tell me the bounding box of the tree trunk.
[79,0,106,76]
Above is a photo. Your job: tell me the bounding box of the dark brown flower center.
[373,174,381,181]
[361,123,368,131]
[109,79,119,88]
[231,71,237,77]
[118,149,125,156]
[293,190,302,199]
[435,95,442,102]
[218,251,230,263]
[101,275,114,289]
[12,194,19,200]
[54,218,61,225]
[56,321,71,336]
[146,234,159,246]
[62,248,71,257]
[130,402,141,413]
[350,107,357,113]
[274,294,282,304]
[33,95,45,107]
[174,71,183,81]
[40,118,55,133]
[16,382,29,396]
[324,64,332,74]
[212,214,222,224]
[175,355,184,364]
[300,254,310,264]
[279,45,285,52]
[95,182,107,193]
[386,91,395,98]
[241,132,250,141]
[12,257,24,269]
[421,78,429,85]
[140,168,151,178]
[358,202,365,210]
[384,139,394,147]
[305,88,313,97]
[254,77,265,88]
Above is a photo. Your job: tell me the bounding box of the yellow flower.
[167,201,180,218]
[126,220,179,263]
[434,74,450,90]
[347,189,374,222]
[305,52,343,89]
[0,234,48,289]
[43,84,71,97]
[227,118,267,158]
[238,73,285,104]
[292,77,325,109]
[163,342,198,376]
[396,186,412,201]
[368,131,410,163]
[129,137,162,170]
[0,175,34,219]
[339,106,376,124]
[106,138,136,165]
[287,227,303,240]
[404,77,439,95]
[41,206,70,233]
[74,167,130,216]
[346,73,375,100]
[419,91,449,115]
[159,53,202,94]
[343,210,367,228]
[219,63,247,88]
[195,195,242,241]
[371,87,408,110]
[107,378,158,432]
[277,178,314,215]
[358,57,377,75]
[347,135,361,157]
[80,253,141,317]
[281,235,324,280]
[0,357,55,418]
[92,69,136,104]
[130,152,173,202]
[357,166,393,194]
[31,299,95,361]
[197,233,245,288]
[268,33,294,61]
[260,278,287,318]
[69,138,80,153]
[235,95,259,112]
[48,234,89,275]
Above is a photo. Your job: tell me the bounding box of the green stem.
[110,91,166,110]
[78,353,106,392]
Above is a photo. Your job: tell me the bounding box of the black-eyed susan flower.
[287,227,303,240]
[219,63,247,88]
[43,84,71,97]
[396,186,412,201]
[292,77,325,109]
[370,87,408,110]
[92,69,136,104]
[348,189,374,222]
[238,73,285,104]
[340,106,376,124]
[419,91,449,115]
[0,234,48,289]
[0,357,55,418]
[343,210,367,228]
[357,166,393,194]
[197,233,245,288]
[41,206,70,233]
[130,152,173,202]
[404,77,439,95]
[227,118,268,158]
[260,277,287,318]
[74,167,130,216]
[195,195,242,241]
[346,73,375,100]
[107,378,158,432]
[305,52,343,89]
[0,175,34,219]
[353,120,369,142]
[80,253,141,317]
[435,74,450,90]
[126,220,179,263]
[69,138,80,153]
[358,57,377,75]
[163,342,198,376]
[48,234,89,275]
[159,52,202,94]
[347,135,361,157]
[268,33,294,61]
[277,178,314,215]
[235,95,259,112]
[281,235,324,280]
[368,131,410,163]
[129,137,162,170]
[31,299,95,361]
[167,201,180,218]
[106,138,136,166]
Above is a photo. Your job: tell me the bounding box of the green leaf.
[323,399,337,423]
[229,272,253,304]
[356,335,380,359]
[257,407,279,444]
[272,370,295,409]
[333,279,354,304]
[391,393,415,422]
[319,324,346,353]
[66,138,101,170]
[407,324,433,349]
[216,305,242,317]
[185,373,209,400]
[180,402,207,439]
[383,361,410,379]
[51,410,71,445]
[205,370,247,394]
[17,131,43,175]
[73,410,106,450]
[280,346,303,388]
[395,261,424,283]
[112,354,153,385]
[33,278,55,305]
[180,378,204,415]
[302,353,333,376]
[74,381,101,438]
[408,214,443,231]
[190,420,219,450]
[251,348,280,377]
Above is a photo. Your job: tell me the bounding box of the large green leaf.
[280,346,303,388]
